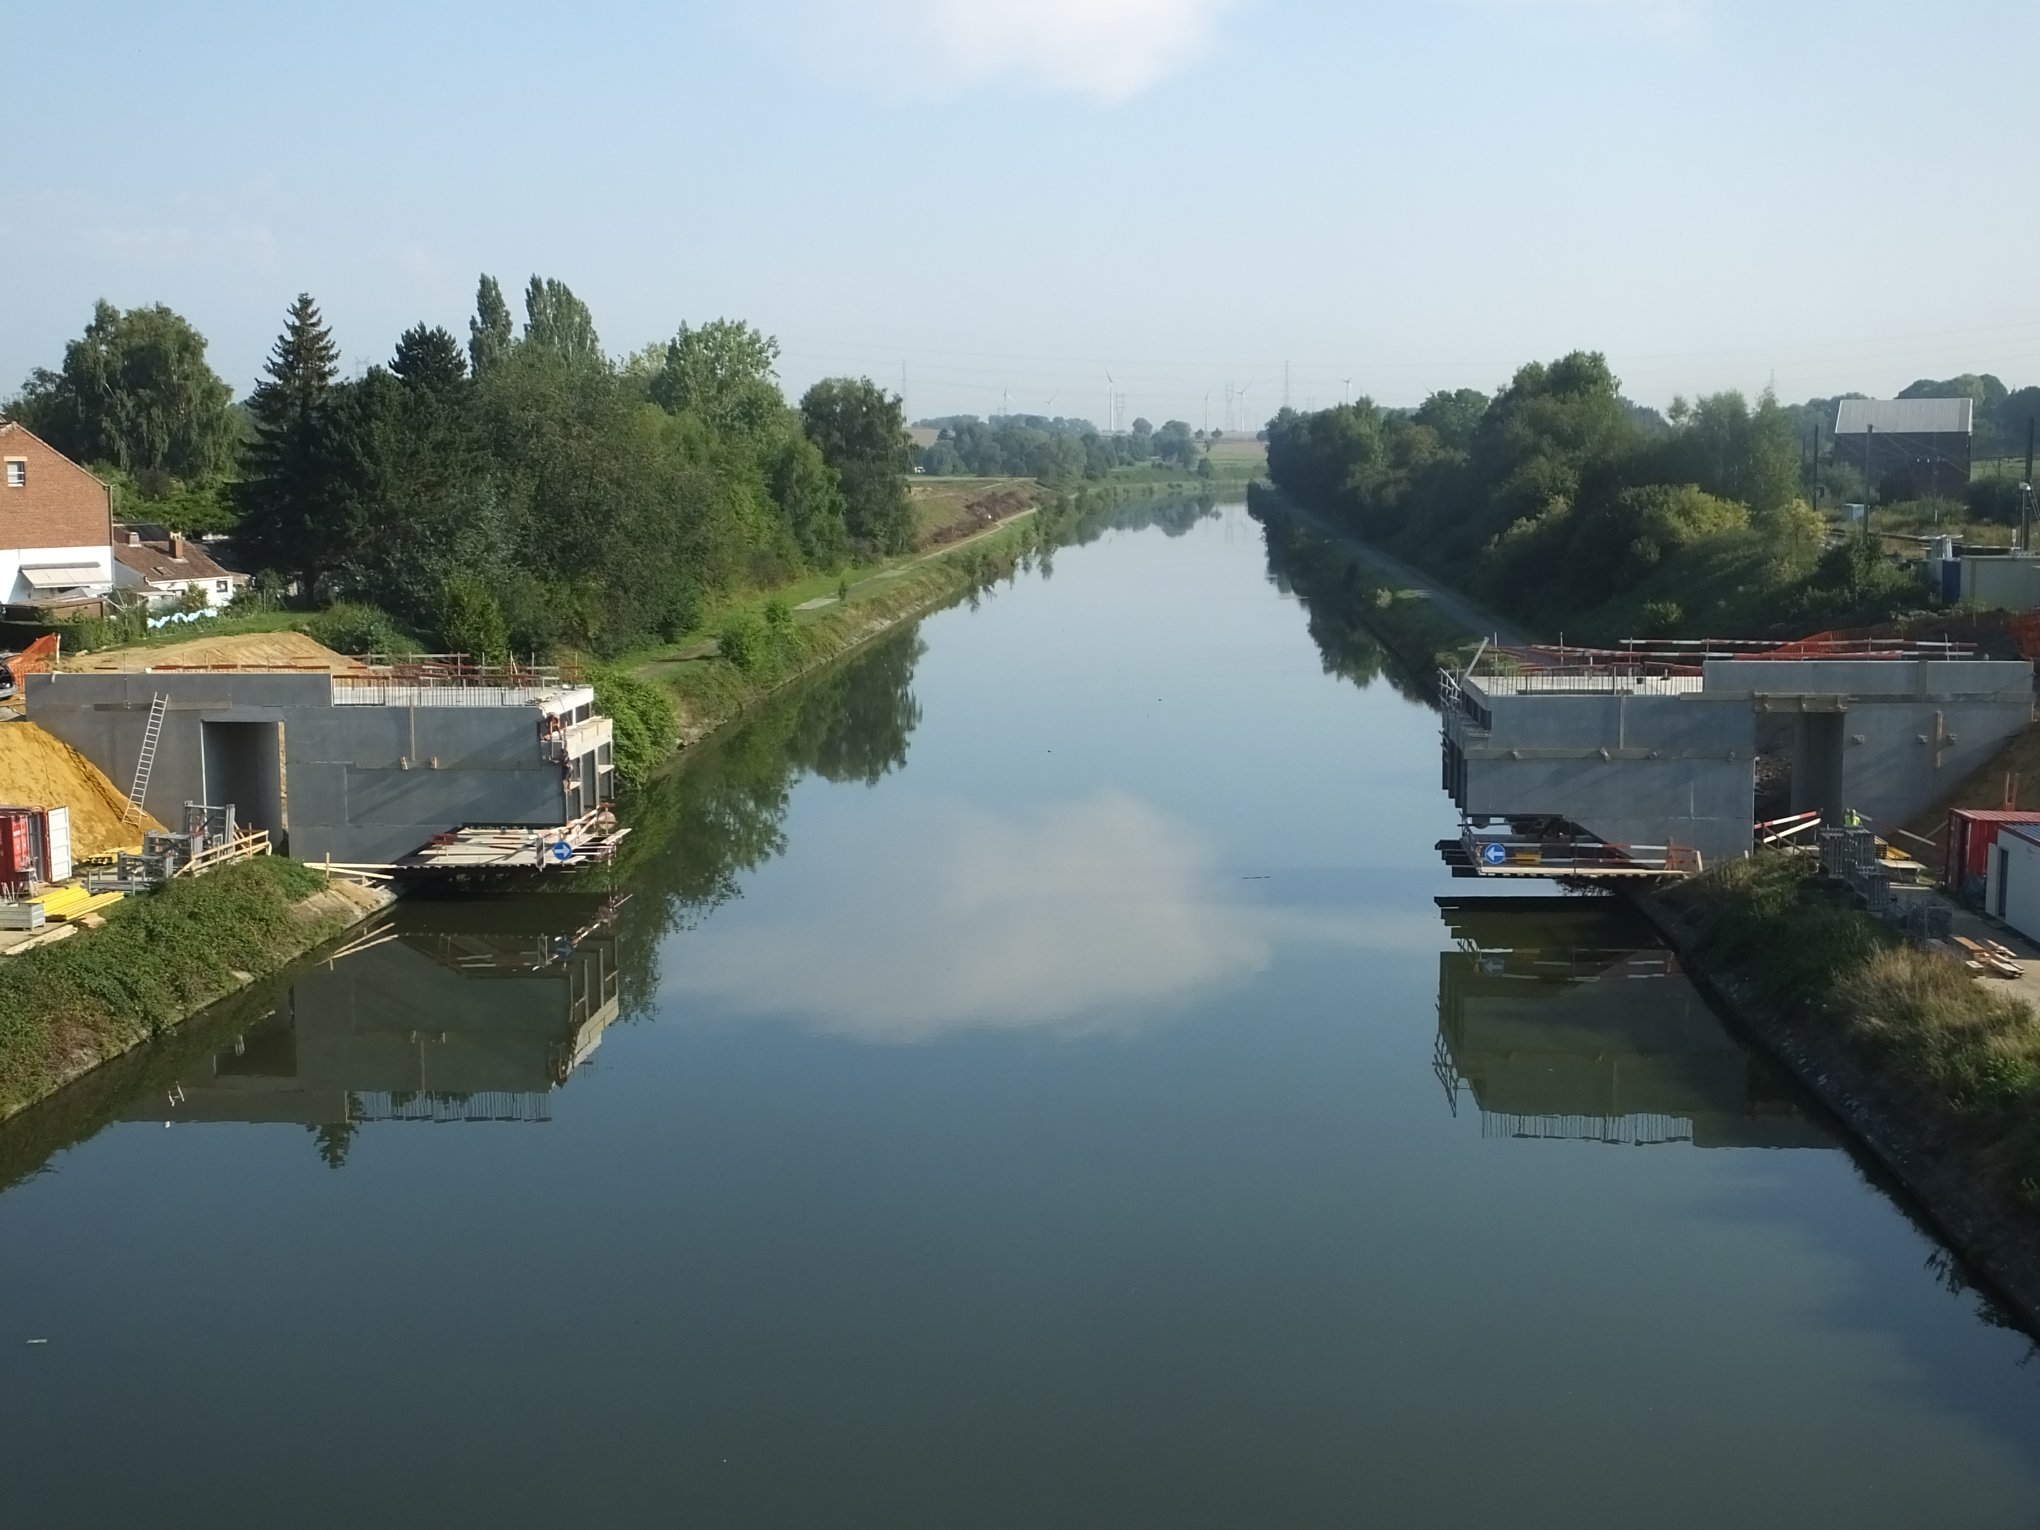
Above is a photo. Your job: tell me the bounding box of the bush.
[718,611,768,672]
[303,602,416,658]
[435,573,511,664]
[590,666,678,789]
[1967,479,2028,526]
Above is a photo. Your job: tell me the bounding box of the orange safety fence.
[6,634,61,678]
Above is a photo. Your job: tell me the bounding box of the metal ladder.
[125,693,167,822]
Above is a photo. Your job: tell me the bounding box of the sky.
[7,0,2039,427]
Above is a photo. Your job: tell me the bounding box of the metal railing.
[1460,829,1702,877]
[173,829,272,878]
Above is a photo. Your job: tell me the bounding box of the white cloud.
[660,790,1438,1044]
[756,0,1241,103]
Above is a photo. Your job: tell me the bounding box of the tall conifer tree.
[240,293,342,595]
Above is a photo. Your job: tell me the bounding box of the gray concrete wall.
[1448,693,1757,865]
[26,671,576,863]
[1447,659,2034,865]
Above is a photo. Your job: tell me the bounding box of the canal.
[4,499,2039,1527]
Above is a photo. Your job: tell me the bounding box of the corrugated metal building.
[1833,397,1974,499]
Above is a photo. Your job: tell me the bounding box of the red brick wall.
[0,423,114,551]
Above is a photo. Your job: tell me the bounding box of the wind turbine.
[1237,382,1254,435]
[1342,378,1353,407]
[1104,370,1116,435]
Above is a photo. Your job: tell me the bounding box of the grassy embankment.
[619,486,1048,767]
[1657,854,2040,1210]
[0,857,387,1121]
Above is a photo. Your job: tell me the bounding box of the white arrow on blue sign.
[1481,842,1509,867]
[551,840,574,863]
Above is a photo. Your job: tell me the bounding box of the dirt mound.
[63,630,359,674]
[0,721,163,859]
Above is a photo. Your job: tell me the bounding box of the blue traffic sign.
[551,839,574,863]
[1481,842,1508,867]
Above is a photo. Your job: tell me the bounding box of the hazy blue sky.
[9,0,2038,425]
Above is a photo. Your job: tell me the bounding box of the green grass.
[634,517,1040,749]
[1663,853,2040,1207]
[0,857,353,1120]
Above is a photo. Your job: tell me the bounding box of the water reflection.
[123,898,623,1159]
[658,790,1272,1040]
[1434,900,1832,1150]
[1254,503,1436,702]
[613,494,1230,1015]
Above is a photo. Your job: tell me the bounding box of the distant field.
[1204,435,1268,465]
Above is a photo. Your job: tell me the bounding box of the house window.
[4,459,23,489]
[215,580,228,593]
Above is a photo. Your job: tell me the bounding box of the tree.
[392,324,468,395]
[768,429,849,568]
[522,276,602,367]
[8,300,236,482]
[1412,388,1489,453]
[240,294,344,594]
[799,378,914,554]
[468,275,513,378]
[1153,419,1199,470]
[650,319,783,439]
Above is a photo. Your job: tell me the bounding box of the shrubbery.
[0,857,340,1118]
[590,667,678,789]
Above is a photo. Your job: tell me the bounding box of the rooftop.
[113,527,239,585]
[1833,397,1974,437]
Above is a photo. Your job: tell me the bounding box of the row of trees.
[1264,352,1922,643]
[8,283,918,656]
[916,413,1208,479]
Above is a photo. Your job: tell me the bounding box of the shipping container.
[1946,809,2040,900]
[0,810,33,882]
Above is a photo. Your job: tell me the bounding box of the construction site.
[1434,629,2040,987]
[0,631,629,959]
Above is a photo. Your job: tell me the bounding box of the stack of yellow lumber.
[35,885,124,922]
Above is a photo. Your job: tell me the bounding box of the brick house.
[0,420,116,612]
[113,523,249,611]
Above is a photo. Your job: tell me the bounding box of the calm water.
[5,500,2040,1527]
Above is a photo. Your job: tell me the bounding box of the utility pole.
[1864,424,1875,542]
[2024,415,2036,553]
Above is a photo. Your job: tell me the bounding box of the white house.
[112,524,248,611]
[0,420,116,612]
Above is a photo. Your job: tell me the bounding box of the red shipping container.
[0,810,32,881]
[1946,809,2040,896]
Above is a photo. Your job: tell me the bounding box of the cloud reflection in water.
[660,790,1425,1043]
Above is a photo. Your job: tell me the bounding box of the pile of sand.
[0,721,163,859]
[63,631,360,673]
